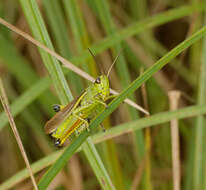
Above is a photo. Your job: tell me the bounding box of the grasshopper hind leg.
[76,118,91,134]
[85,118,91,132]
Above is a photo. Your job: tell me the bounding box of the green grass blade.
[115,4,196,88]
[81,138,115,190]
[19,1,115,189]
[63,1,115,189]
[123,42,167,112]
[18,0,73,104]
[0,33,57,116]
[37,24,206,189]
[71,2,206,64]
[1,2,206,189]
[4,79,51,152]
[0,77,50,130]
[192,13,206,189]
[42,0,84,94]
[42,0,72,58]
[63,0,97,76]
[128,0,148,20]
[0,3,204,132]
[2,104,206,190]
[87,1,142,188]
[0,150,63,190]
[93,105,206,142]
[89,26,206,129]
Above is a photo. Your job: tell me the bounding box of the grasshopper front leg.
[72,113,90,131]
[106,94,118,101]
[72,104,93,132]
[94,99,108,108]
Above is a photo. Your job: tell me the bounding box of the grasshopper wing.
[44,91,87,134]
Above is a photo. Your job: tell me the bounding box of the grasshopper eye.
[95,77,101,84]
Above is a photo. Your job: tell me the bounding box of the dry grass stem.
[141,68,152,189]
[112,4,173,92]
[68,155,83,190]
[131,156,146,190]
[131,69,152,190]
[126,38,172,91]
[0,78,38,190]
[168,90,181,190]
[47,172,71,190]
[0,17,149,115]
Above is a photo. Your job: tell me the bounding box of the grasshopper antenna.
[88,48,104,75]
[107,50,122,78]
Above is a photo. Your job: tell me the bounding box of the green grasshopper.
[45,55,116,146]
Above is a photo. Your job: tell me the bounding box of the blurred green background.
[0,0,206,189]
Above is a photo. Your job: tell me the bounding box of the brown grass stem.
[0,78,38,190]
[0,17,149,115]
[168,91,181,190]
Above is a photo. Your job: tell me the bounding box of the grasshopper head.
[94,75,110,101]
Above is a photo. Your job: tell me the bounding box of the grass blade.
[18,1,115,189]
[37,24,206,189]
[0,77,50,130]
[0,79,38,190]
[18,0,73,104]
[192,11,206,189]
[3,103,206,190]
[63,1,115,189]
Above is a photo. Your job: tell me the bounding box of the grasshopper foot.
[54,139,61,147]
[85,118,91,132]
[100,124,106,132]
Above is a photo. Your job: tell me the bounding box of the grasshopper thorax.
[93,75,110,101]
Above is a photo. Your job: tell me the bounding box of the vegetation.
[0,0,206,189]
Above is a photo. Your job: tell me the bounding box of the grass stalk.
[169,91,181,190]
[86,0,130,188]
[18,0,73,105]
[0,78,38,190]
[42,0,84,94]
[37,24,206,188]
[18,1,115,189]
[2,103,206,190]
[63,1,115,189]
[192,9,206,189]
[0,77,51,130]
[0,2,206,190]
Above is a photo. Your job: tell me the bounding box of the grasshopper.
[45,54,117,146]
